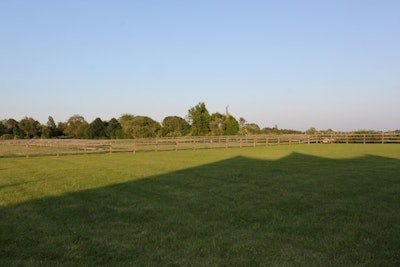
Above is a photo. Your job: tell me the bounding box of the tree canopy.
[209,112,239,136]
[18,117,42,138]
[64,115,88,139]
[86,118,107,139]
[187,102,211,136]
[162,116,191,137]
[4,102,375,140]
[120,115,161,138]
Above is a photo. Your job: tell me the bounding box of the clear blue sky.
[1,0,399,131]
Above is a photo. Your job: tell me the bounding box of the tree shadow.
[1,153,399,266]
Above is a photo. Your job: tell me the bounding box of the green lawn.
[1,144,400,266]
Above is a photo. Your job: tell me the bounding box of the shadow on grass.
[1,153,400,266]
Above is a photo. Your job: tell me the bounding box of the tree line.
[2,102,389,140]
[0,102,301,139]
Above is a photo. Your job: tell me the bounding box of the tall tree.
[0,120,6,137]
[245,123,261,135]
[209,113,240,136]
[119,115,161,138]
[64,115,88,138]
[57,122,67,137]
[119,114,136,138]
[106,118,123,139]
[238,117,247,135]
[209,112,226,136]
[86,118,107,139]
[42,116,61,138]
[225,115,239,135]
[3,118,20,138]
[187,102,211,136]
[132,116,161,138]
[162,116,191,137]
[19,117,42,138]
[47,116,57,130]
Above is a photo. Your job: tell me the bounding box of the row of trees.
[3,102,385,140]
[1,102,293,139]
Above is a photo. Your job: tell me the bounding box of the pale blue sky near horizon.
[1,0,399,131]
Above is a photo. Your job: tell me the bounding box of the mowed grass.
[1,144,400,266]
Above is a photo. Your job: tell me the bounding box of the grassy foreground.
[1,144,400,266]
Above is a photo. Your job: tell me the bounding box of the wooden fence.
[0,133,399,158]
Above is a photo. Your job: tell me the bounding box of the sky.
[1,0,399,131]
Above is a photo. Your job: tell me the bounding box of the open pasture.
[1,144,400,266]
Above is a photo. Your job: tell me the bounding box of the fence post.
[133,140,136,153]
[57,139,60,157]
[289,137,291,145]
[266,137,269,146]
[307,135,310,144]
[109,141,113,154]
[363,135,366,144]
[346,135,349,144]
[155,138,158,152]
[382,133,384,144]
[175,139,178,151]
[25,140,29,158]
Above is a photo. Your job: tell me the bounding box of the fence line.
[0,133,399,157]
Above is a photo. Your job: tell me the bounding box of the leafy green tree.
[47,116,57,130]
[19,117,42,138]
[245,123,261,135]
[207,109,239,136]
[86,117,107,139]
[106,118,123,139]
[42,116,64,138]
[0,120,6,136]
[131,116,161,138]
[161,116,191,137]
[225,115,239,135]
[187,102,211,136]
[41,127,52,139]
[64,115,89,138]
[3,118,20,138]
[119,115,161,138]
[57,122,67,137]
[306,127,317,135]
[209,112,225,136]
[119,114,136,138]
[238,117,247,135]
[238,118,260,135]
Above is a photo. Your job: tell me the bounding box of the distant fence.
[0,133,399,158]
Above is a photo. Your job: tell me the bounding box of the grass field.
[1,144,400,266]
